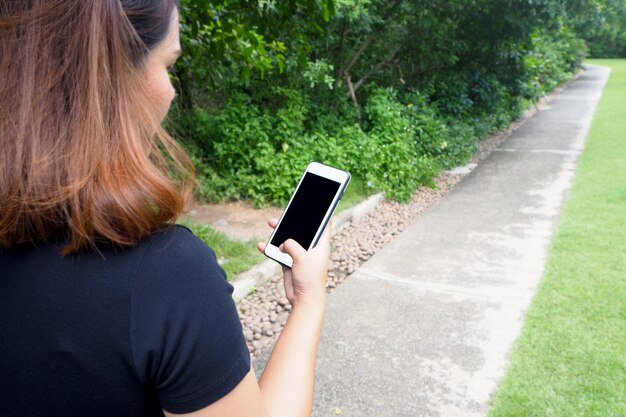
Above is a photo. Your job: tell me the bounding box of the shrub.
[171,0,588,207]
[362,87,437,202]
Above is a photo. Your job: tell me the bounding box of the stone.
[213,219,228,227]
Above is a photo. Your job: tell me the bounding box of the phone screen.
[270,172,341,249]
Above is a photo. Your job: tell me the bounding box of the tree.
[567,0,626,57]
[174,0,335,109]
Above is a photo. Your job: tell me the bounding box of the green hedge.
[171,1,587,206]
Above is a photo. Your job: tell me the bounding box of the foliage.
[567,0,626,58]
[172,0,595,206]
[362,87,437,201]
[174,0,335,107]
[523,27,588,95]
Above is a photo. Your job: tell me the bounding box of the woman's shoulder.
[145,224,212,258]
[135,224,225,282]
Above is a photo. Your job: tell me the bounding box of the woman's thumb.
[281,239,306,263]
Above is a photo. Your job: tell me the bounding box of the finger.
[281,239,307,263]
[256,242,266,254]
[267,218,279,228]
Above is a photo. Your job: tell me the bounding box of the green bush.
[175,86,445,205]
[522,27,588,100]
[361,87,436,202]
[174,55,578,207]
[170,0,594,207]
[171,0,588,207]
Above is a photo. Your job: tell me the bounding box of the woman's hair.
[0,0,193,255]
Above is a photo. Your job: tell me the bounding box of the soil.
[182,201,283,243]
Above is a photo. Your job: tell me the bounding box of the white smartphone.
[264,162,351,268]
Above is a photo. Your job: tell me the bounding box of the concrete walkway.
[310,65,610,416]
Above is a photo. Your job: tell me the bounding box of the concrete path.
[310,65,610,416]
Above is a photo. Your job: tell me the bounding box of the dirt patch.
[183,201,283,243]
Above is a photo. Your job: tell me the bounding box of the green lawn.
[487,60,626,416]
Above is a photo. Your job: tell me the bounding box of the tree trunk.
[344,70,362,127]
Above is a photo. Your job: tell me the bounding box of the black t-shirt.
[0,225,250,416]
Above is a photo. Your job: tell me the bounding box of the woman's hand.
[256,218,331,308]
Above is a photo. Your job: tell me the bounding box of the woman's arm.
[165,218,330,417]
[256,239,327,416]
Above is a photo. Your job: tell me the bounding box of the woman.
[0,1,330,416]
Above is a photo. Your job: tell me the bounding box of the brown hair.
[0,0,193,255]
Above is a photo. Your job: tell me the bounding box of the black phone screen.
[270,172,341,249]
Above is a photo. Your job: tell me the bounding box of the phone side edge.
[309,171,351,249]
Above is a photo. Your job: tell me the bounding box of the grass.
[487,59,626,416]
[181,221,264,280]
